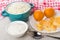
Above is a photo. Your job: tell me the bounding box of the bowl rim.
[4,1,31,15]
[7,21,28,35]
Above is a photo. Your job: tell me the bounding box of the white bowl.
[7,21,28,37]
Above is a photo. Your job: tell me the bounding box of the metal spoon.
[28,31,60,39]
[33,31,60,39]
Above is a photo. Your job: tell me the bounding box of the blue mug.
[2,2,34,22]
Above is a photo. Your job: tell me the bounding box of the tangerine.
[33,10,44,21]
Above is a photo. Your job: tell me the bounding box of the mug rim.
[5,1,32,15]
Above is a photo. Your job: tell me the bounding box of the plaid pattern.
[23,0,60,10]
[0,0,60,17]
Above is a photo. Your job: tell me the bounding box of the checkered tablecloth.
[0,0,60,17]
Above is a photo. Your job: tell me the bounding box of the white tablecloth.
[0,17,60,40]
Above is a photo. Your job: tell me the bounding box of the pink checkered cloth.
[0,0,60,17]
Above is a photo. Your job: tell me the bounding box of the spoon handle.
[46,35,60,39]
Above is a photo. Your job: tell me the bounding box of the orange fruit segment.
[44,8,55,18]
[36,24,43,31]
[55,16,60,24]
[49,17,55,23]
[50,25,57,31]
[44,26,51,32]
[33,10,44,21]
[53,16,60,28]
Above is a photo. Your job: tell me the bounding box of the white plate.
[29,10,60,33]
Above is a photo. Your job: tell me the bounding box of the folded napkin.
[0,0,60,18]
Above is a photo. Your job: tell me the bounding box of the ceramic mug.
[2,2,34,22]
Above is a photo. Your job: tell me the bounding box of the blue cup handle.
[2,10,8,17]
[29,3,34,9]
